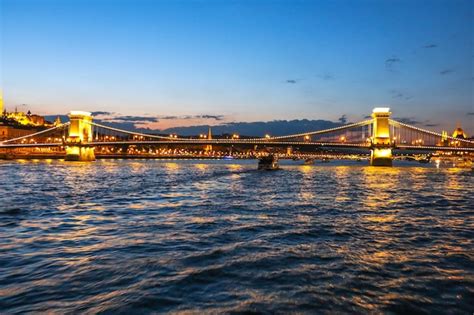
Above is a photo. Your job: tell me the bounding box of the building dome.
[452,126,467,139]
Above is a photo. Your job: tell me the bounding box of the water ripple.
[0,160,472,313]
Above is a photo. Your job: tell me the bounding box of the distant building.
[5,111,46,126]
[205,126,213,152]
[0,125,36,141]
[54,116,62,126]
[29,114,46,126]
[452,125,467,139]
[0,105,50,140]
[1,106,52,127]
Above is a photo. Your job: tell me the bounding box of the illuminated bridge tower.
[65,111,95,161]
[370,107,392,166]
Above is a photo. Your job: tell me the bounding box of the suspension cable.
[87,121,187,141]
[88,119,374,142]
[265,119,373,140]
[1,123,70,144]
[389,119,474,145]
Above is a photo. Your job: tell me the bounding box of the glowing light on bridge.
[372,107,390,113]
[69,111,92,116]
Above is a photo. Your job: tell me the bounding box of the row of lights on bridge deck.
[46,137,63,143]
[413,139,424,145]
[18,137,62,144]
[262,134,351,142]
[198,134,240,139]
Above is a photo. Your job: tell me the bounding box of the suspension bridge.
[1,108,473,166]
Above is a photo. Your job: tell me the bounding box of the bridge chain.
[0,123,70,145]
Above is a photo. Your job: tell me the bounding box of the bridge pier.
[370,107,393,167]
[370,147,392,166]
[65,111,95,161]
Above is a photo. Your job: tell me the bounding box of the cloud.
[318,73,335,80]
[440,69,454,75]
[393,117,421,125]
[385,57,401,71]
[338,114,347,124]
[159,114,225,121]
[94,121,154,132]
[199,115,224,121]
[102,115,159,123]
[91,111,113,116]
[390,89,412,100]
[386,58,401,63]
[394,118,438,127]
[423,44,437,48]
[467,112,474,116]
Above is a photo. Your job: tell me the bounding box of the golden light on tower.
[371,107,391,143]
[370,107,393,166]
[67,111,93,142]
[65,111,95,161]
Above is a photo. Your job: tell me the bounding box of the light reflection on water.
[0,159,472,313]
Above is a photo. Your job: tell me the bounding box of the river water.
[0,159,472,314]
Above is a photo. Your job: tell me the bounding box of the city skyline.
[1,0,473,133]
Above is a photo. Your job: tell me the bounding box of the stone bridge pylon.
[65,111,95,161]
[370,107,392,166]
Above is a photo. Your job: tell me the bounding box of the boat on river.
[258,155,279,170]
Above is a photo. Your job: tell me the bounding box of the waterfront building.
[0,105,51,141]
[0,124,37,141]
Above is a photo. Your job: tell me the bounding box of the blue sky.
[1,0,473,132]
